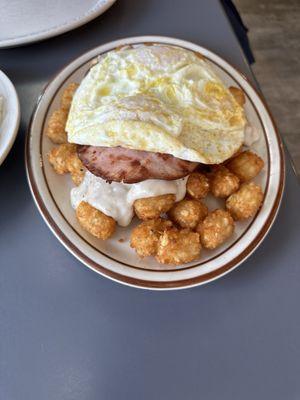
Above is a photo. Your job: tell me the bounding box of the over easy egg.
[66,44,246,164]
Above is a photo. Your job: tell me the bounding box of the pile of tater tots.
[47,83,264,266]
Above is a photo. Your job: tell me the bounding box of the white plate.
[0,70,20,166]
[26,36,285,290]
[0,0,116,48]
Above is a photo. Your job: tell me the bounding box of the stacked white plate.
[0,0,116,48]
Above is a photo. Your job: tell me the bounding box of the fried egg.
[66,45,246,164]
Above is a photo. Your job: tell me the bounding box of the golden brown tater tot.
[156,228,201,265]
[229,86,246,106]
[209,166,240,198]
[226,151,264,182]
[168,199,208,229]
[66,153,85,186]
[76,201,116,240]
[130,218,173,257]
[46,109,68,144]
[134,194,176,220]
[60,83,79,111]
[196,209,234,250]
[186,172,210,199]
[226,182,263,220]
[48,143,77,174]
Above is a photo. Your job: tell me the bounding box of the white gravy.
[71,171,187,226]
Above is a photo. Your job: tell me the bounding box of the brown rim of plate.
[25,40,285,289]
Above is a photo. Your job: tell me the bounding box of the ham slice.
[77,145,198,183]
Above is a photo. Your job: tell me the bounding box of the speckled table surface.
[1,1,300,399]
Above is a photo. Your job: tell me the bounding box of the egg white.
[66,45,246,164]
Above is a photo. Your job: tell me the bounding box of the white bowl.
[0,70,20,165]
[26,36,285,290]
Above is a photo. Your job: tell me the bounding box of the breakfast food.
[226,182,263,220]
[67,46,245,164]
[76,201,116,240]
[48,143,85,185]
[66,153,85,186]
[168,199,208,229]
[47,44,265,266]
[60,83,79,111]
[229,86,246,106]
[226,151,264,182]
[186,172,210,199]
[77,145,198,183]
[156,228,201,265]
[196,209,234,249]
[130,218,173,257]
[46,109,68,144]
[48,143,76,174]
[134,194,176,220]
[208,166,240,198]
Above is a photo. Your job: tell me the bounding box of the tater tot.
[226,182,263,220]
[226,151,264,182]
[186,172,210,199]
[76,201,116,240]
[66,153,85,186]
[60,83,79,111]
[156,228,201,265]
[196,209,234,250]
[209,166,240,198]
[134,194,175,220]
[229,86,246,106]
[46,109,68,144]
[130,218,173,257]
[48,143,77,174]
[168,199,208,229]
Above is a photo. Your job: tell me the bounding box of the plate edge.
[25,36,286,290]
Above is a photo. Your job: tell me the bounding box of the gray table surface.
[1,1,300,399]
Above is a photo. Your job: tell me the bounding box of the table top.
[1,1,300,399]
